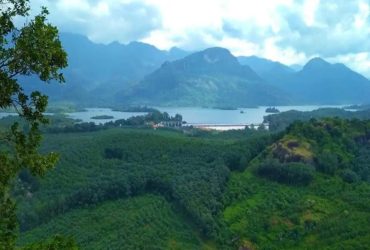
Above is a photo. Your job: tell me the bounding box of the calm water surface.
[67,108,147,124]
[156,106,343,125]
[0,106,344,125]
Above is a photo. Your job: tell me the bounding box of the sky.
[28,0,370,77]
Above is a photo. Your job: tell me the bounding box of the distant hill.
[20,33,190,106]
[60,33,189,83]
[290,64,303,71]
[20,34,370,107]
[285,58,370,104]
[238,56,295,86]
[238,56,370,104]
[123,48,290,107]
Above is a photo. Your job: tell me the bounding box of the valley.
[2,2,370,249]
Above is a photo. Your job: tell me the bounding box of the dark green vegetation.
[0,1,74,249]
[221,118,370,249]
[7,116,369,249]
[265,108,370,132]
[20,195,206,249]
[265,107,280,113]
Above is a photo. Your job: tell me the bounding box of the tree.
[0,1,67,248]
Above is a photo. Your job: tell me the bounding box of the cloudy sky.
[29,0,370,77]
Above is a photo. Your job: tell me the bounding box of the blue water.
[155,106,343,125]
[1,106,344,125]
[67,108,147,124]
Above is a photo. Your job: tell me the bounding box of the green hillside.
[11,118,370,249]
[218,118,370,249]
[19,194,208,250]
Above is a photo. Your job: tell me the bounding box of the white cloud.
[29,0,162,43]
[28,0,370,77]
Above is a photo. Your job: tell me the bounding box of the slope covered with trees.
[19,195,208,249]
[124,47,290,107]
[219,118,370,249]
[10,117,370,249]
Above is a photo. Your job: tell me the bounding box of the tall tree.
[0,1,67,248]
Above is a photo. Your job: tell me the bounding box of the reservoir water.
[155,106,343,125]
[67,108,147,124]
[0,106,344,127]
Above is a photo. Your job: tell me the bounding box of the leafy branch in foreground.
[0,0,69,249]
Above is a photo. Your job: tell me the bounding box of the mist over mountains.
[22,33,370,107]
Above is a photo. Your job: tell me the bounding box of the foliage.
[218,118,370,248]
[19,195,206,249]
[221,170,370,249]
[90,115,114,120]
[265,108,370,132]
[21,235,78,250]
[11,117,370,249]
[14,128,272,244]
[0,1,67,248]
[257,160,314,186]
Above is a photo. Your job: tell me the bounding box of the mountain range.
[124,48,289,106]
[21,33,190,106]
[21,32,370,107]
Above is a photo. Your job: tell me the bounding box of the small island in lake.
[265,107,280,113]
[91,115,114,120]
[112,106,158,113]
[343,104,370,110]
[213,106,238,110]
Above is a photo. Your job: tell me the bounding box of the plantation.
[19,195,208,249]
[5,117,370,249]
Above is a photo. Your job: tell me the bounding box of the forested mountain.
[5,115,368,249]
[123,48,290,107]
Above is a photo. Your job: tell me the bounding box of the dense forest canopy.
[1,115,367,249]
